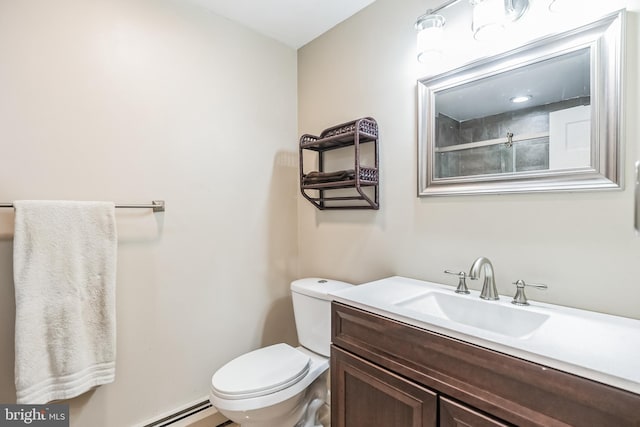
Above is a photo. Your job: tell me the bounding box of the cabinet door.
[440,396,511,427]
[332,346,437,427]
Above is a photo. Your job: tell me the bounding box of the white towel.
[13,200,117,404]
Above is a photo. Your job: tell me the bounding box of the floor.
[189,416,237,427]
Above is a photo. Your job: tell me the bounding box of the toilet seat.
[211,343,310,400]
[210,346,329,414]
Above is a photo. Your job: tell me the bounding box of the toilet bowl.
[210,345,328,426]
[209,278,353,427]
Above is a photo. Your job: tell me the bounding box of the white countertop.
[330,276,640,395]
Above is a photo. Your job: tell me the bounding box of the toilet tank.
[291,278,353,357]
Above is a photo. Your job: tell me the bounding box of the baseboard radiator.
[142,399,232,427]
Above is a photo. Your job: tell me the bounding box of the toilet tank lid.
[291,278,353,300]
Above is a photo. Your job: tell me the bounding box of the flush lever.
[444,270,470,294]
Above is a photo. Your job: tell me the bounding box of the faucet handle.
[444,270,471,294]
[511,280,547,306]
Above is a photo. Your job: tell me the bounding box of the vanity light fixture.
[415,13,446,62]
[415,0,461,62]
[471,0,507,40]
[510,94,532,103]
[548,0,579,13]
[471,0,530,41]
[415,0,531,62]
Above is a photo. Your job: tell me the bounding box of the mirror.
[417,10,624,196]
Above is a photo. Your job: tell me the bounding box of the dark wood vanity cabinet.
[332,347,507,427]
[332,347,437,426]
[331,302,640,427]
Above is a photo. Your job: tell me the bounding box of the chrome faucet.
[469,257,499,300]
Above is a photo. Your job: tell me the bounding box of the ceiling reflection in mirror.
[417,10,624,196]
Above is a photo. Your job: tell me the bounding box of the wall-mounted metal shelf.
[299,117,379,210]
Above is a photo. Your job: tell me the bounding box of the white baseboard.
[167,405,228,427]
[137,397,229,427]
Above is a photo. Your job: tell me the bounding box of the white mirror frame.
[417,10,625,196]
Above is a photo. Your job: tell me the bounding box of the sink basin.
[395,292,549,338]
[329,275,640,395]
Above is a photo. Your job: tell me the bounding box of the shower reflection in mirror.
[434,47,590,179]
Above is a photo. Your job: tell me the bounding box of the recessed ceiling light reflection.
[510,95,532,103]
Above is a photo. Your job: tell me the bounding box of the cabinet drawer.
[331,345,437,427]
[332,302,640,427]
[440,396,511,427]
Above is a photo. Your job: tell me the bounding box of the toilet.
[209,278,353,427]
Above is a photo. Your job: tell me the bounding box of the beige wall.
[1,0,639,425]
[298,0,640,320]
[0,0,298,425]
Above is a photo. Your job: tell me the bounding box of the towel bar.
[0,200,165,212]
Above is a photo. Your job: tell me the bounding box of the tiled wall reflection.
[435,97,589,179]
